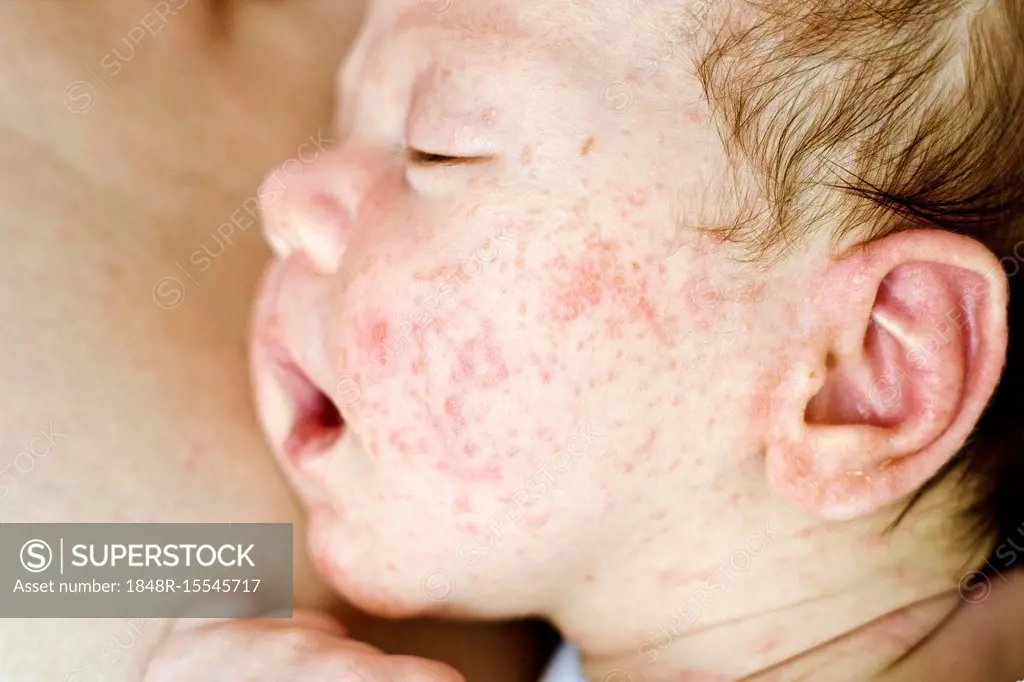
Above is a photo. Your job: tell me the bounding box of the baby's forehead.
[352,0,723,171]
[364,0,705,64]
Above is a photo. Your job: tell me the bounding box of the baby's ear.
[763,229,1008,520]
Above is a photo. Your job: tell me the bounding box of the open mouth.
[271,351,345,463]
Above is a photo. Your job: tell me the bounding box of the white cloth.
[539,643,585,682]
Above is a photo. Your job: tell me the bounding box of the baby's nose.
[258,149,364,273]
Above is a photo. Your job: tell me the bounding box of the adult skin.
[881,568,1024,682]
[0,1,545,681]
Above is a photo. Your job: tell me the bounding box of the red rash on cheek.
[352,314,399,371]
[370,320,389,350]
[448,320,510,388]
[444,395,467,430]
[351,303,520,483]
[548,236,673,345]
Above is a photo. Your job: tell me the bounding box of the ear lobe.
[766,231,1008,520]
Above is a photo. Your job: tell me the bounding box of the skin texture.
[145,610,465,682]
[0,1,546,681]
[879,567,1024,682]
[250,0,1020,680]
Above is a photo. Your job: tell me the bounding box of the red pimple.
[456,520,481,536]
[388,431,412,456]
[456,353,475,380]
[444,395,466,430]
[525,512,552,530]
[361,317,396,369]
[628,189,648,206]
[371,320,389,347]
[482,346,509,386]
[635,429,658,458]
[411,355,426,375]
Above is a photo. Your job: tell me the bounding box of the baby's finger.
[274,608,349,637]
[169,593,267,634]
[172,607,347,637]
[386,655,466,682]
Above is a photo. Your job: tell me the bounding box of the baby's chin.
[305,504,454,620]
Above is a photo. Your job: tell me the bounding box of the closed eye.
[405,148,483,166]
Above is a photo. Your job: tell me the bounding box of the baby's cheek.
[335,217,689,496]
[411,314,544,482]
[335,227,574,489]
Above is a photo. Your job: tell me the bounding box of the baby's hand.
[144,609,465,682]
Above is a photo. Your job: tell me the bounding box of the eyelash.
[405,148,462,165]
[404,147,489,167]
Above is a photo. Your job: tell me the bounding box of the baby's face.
[251,0,789,619]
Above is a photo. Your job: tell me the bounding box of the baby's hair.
[695,0,1024,564]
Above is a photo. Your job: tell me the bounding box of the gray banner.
[0,523,293,618]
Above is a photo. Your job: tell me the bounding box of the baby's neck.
[554,511,980,681]
[577,589,962,681]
